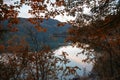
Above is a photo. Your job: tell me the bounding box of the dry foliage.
[0,0,120,80]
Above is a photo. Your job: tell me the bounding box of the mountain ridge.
[1,18,71,50]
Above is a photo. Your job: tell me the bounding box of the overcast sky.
[3,0,91,22]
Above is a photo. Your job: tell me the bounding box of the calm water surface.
[54,45,93,76]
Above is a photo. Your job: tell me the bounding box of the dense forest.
[0,0,120,80]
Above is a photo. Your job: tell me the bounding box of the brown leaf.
[0,45,5,52]
[10,27,18,32]
[57,22,66,27]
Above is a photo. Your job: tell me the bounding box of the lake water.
[54,45,93,76]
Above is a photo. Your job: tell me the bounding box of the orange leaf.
[57,22,66,27]
[0,45,5,52]
[11,27,18,32]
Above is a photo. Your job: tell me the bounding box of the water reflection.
[54,45,93,76]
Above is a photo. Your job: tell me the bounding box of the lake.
[54,45,93,76]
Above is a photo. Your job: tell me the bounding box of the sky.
[3,0,91,22]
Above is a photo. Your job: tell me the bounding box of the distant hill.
[1,18,71,50]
